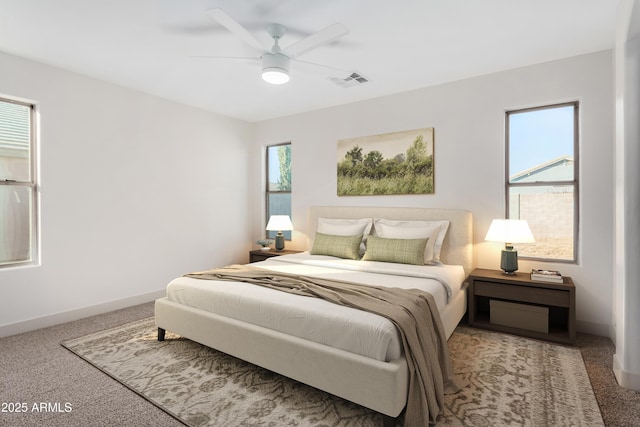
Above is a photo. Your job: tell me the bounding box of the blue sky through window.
[509,105,574,176]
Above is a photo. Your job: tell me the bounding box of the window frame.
[0,96,39,269]
[505,101,579,263]
[265,142,291,240]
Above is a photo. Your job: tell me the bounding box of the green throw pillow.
[311,232,363,260]
[362,235,428,265]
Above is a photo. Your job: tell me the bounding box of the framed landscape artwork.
[337,127,434,196]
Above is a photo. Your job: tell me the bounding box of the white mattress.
[165,252,465,362]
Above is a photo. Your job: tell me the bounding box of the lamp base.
[275,233,285,251]
[500,246,519,274]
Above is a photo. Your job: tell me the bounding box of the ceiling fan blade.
[283,23,349,58]
[292,58,351,77]
[191,55,259,64]
[204,8,266,51]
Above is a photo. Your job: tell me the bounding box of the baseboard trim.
[0,289,166,338]
[613,353,640,392]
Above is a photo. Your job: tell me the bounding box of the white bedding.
[165,252,465,362]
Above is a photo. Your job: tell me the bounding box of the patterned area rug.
[61,318,603,426]
[442,327,603,427]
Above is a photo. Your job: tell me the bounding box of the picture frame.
[337,127,434,196]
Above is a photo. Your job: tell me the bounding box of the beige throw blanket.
[184,265,463,425]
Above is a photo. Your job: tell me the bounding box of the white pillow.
[373,218,450,264]
[317,218,373,236]
[316,218,373,255]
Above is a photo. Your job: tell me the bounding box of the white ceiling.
[0,0,619,122]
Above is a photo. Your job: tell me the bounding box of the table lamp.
[485,219,535,274]
[266,215,293,251]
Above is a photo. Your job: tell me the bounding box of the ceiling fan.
[200,8,350,85]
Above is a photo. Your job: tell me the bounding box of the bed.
[154,206,473,425]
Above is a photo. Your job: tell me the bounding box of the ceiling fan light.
[262,69,289,84]
[261,53,290,85]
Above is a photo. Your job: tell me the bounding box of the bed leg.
[157,327,166,341]
[382,414,397,427]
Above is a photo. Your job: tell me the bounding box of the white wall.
[253,50,614,336]
[613,0,640,391]
[0,52,253,336]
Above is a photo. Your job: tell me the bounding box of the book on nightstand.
[531,268,563,283]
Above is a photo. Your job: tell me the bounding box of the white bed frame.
[155,206,473,424]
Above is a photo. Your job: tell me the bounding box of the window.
[0,97,38,267]
[506,102,578,262]
[266,143,291,239]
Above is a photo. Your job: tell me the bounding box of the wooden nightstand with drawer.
[467,268,576,345]
[249,249,301,263]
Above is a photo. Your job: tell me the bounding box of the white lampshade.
[485,219,535,244]
[261,53,290,85]
[485,219,534,274]
[266,215,293,231]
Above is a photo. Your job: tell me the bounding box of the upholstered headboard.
[308,206,473,274]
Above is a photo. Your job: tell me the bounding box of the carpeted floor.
[0,302,639,426]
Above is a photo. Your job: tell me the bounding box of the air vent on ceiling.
[329,72,369,88]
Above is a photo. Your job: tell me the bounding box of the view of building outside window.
[266,143,291,240]
[507,103,578,261]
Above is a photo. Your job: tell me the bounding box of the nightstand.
[467,268,576,345]
[249,249,301,263]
